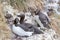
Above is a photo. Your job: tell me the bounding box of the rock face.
[1,0,60,40]
[0,3,11,40]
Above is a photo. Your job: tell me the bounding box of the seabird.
[12,18,34,37]
[5,14,14,29]
[34,9,51,29]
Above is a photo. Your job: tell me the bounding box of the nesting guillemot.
[17,14,43,34]
[12,18,33,37]
[5,14,13,24]
[34,9,51,29]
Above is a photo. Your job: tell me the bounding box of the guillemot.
[34,9,51,29]
[12,18,33,37]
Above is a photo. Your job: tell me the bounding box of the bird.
[12,18,34,37]
[17,14,43,34]
[34,9,51,29]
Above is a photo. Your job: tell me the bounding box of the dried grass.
[0,3,11,40]
[49,13,60,35]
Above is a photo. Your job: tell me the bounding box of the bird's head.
[5,14,13,19]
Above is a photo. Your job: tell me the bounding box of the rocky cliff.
[0,0,60,40]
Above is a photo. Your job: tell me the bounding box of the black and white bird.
[34,9,51,29]
[12,18,34,37]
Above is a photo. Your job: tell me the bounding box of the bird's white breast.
[12,25,33,36]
